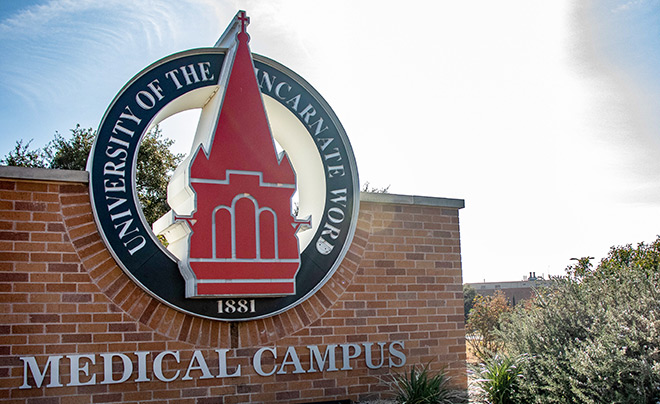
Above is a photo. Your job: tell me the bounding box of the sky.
[1,0,660,283]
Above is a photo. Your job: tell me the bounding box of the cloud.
[611,0,647,13]
[0,1,226,112]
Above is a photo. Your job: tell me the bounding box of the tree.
[463,284,477,322]
[361,181,390,193]
[2,125,183,224]
[466,290,511,360]
[46,125,96,170]
[2,139,47,168]
[500,238,660,403]
[133,128,183,224]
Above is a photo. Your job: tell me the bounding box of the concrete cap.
[360,192,464,209]
[0,166,89,183]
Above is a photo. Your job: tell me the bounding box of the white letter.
[321,222,341,240]
[103,161,125,177]
[20,356,63,389]
[388,341,406,368]
[165,69,183,89]
[118,106,142,125]
[106,196,127,212]
[68,354,96,386]
[275,82,291,99]
[112,120,134,137]
[363,342,386,369]
[253,347,277,376]
[327,207,345,224]
[100,353,132,384]
[147,79,165,101]
[324,148,342,162]
[179,64,200,85]
[125,235,146,255]
[216,349,241,378]
[114,218,138,239]
[286,94,301,111]
[327,165,345,178]
[104,178,125,193]
[258,71,276,92]
[108,136,130,148]
[307,345,338,373]
[153,351,180,382]
[198,62,214,81]
[340,344,362,371]
[316,137,334,152]
[298,104,316,123]
[309,117,329,136]
[182,350,213,380]
[277,346,304,374]
[136,90,156,110]
[329,188,347,207]
[135,351,150,382]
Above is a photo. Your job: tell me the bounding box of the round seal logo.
[87,11,359,321]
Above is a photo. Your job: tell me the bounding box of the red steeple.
[173,11,304,298]
[189,10,294,184]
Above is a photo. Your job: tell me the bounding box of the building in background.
[466,272,552,306]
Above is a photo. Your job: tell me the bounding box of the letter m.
[20,356,63,389]
[307,345,338,372]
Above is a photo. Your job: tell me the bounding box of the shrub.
[467,290,511,360]
[500,238,660,403]
[389,365,466,404]
[472,355,522,404]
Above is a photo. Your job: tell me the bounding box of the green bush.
[500,238,660,403]
[389,365,466,404]
[472,355,521,404]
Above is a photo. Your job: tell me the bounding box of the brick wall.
[0,167,466,403]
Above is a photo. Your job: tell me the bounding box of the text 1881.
[217,299,256,314]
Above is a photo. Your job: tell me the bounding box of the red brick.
[47,262,79,272]
[68,222,97,240]
[60,193,90,206]
[65,211,94,227]
[29,314,60,323]
[0,251,29,261]
[60,184,87,194]
[0,181,15,190]
[31,232,63,242]
[14,200,47,211]
[62,333,92,343]
[0,272,29,282]
[29,252,61,262]
[0,231,30,241]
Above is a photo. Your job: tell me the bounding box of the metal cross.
[237,11,250,33]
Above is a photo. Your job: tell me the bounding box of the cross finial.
[237,10,250,33]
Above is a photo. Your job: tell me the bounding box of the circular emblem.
[88,14,359,321]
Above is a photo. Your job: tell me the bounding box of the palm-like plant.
[390,365,466,404]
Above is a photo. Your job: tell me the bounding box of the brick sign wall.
[0,166,466,403]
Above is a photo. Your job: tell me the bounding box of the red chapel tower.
[172,12,307,298]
